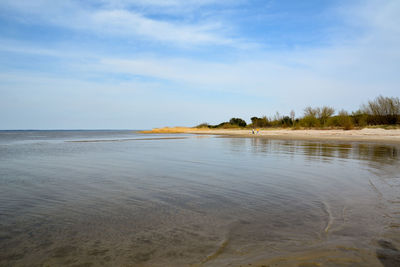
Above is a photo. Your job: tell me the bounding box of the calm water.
[0,130,399,266]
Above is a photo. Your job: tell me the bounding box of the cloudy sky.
[0,0,399,129]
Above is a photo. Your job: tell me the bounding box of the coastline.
[141,127,400,144]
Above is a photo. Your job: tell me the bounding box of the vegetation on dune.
[229,118,247,127]
[140,127,194,133]
[250,116,270,128]
[197,118,247,129]
[196,96,400,130]
[361,95,400,125]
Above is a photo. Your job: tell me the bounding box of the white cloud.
[88,9,232,45]
[1,0,399,127]
[0,0,239,47]
[97,0,243,9]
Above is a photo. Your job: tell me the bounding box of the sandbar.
[142,127,400,144]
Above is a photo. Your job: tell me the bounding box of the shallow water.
[0,130,399,266]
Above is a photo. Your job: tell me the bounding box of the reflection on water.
[242,137,398,164]
[0,131,399,266]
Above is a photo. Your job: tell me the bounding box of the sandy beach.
[142,127,400,144]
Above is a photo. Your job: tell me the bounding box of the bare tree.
[290,110,295,127]
[320,106,335,126]
[362,95,400,116]
[274,111,281,121]
[361,95,400,124]
[290,110,295,121]
[303,107,319,118]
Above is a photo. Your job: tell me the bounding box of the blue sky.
[0,0,399,129]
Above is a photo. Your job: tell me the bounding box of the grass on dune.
[140,127,194,133]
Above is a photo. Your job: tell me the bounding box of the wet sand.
[143,128,400,144]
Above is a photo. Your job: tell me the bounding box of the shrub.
[300,107,321,128]
[250,116,270,128]
[351,110,368,128]
[209,122,241,129]
[300,115,320,128]
[196,123,210,128]
[229,118,247,127]
[281,116,293,127]
[337,110,354,130]
[326,116,338,128]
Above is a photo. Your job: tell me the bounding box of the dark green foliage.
[196,123,210,128]
[250,116,270,127]
[207,118,247,129]
[229,118,247,127]
[351,110,368,127]
[281,116,293,127]
[209,122,235,128]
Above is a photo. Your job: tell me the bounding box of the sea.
[0,130,399,266]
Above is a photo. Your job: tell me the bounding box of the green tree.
[229,118,247,127]
[281,116,293,127]
[250,116,269,127]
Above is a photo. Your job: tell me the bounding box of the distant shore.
[141,127,400,144]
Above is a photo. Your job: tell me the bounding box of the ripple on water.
[0,132,399,266]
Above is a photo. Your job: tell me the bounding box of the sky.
[0,0,399,129]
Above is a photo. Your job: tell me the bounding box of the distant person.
[257,128,260,134]
[252,129,255,134]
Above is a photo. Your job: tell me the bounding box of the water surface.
[0,130,399,266]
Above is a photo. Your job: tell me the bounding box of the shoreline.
[141,127,400,144]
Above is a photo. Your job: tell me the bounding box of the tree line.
[196,95,400,130]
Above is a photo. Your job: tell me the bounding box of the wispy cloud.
[1,0,399,128]
[0,0,241,47]
[88,9,232,45]
[98,0,243,9]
